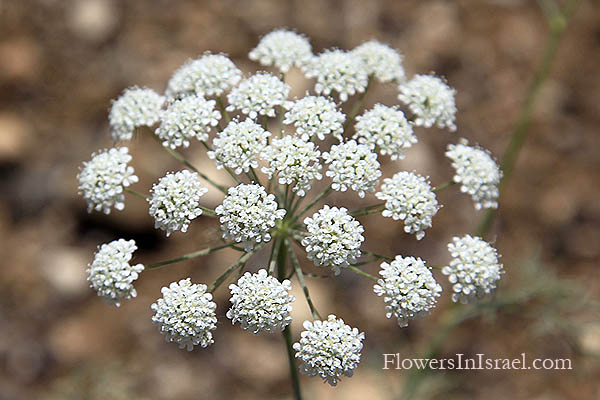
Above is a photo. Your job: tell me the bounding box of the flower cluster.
[249,29,312,73]
[303,49,369,102]
[354,104,416,160]
[446,140,502,210]
[151,279,217,351]
[226,72,290,119]
[77,147,139,214]
[283,95,346,141]
[323,140,382,198]
[293,315,365,386]
[148,170,209,236]
[261,135,322,197]
[351,40,405,83]
[215,184,286,250]
[227,269,295,334]
[376,171,440,240]
[156,95,221,149]
[208,119,271,174]
[166,53,242,99]
[87,239,144,307]
[109,87,164,142]
[398,74,457,131]
[373,256,442,327]
[302,206,364,275]
[443,235,503,303]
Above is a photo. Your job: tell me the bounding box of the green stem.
[207,243,264,293]
[216,96,231,123]
[476,0,580,239]
[344,75,373,129]
[124,187,148,200]
[201,141,241,185]
[347,265,378,282]
[287,239,321,320]
[432,180,456,192]
[291,185,333,223]
[350,203,385,217]
[147,130,229,194]
[146,242,235,269]
[361,250,394,262]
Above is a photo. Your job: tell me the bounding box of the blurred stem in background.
[401,1,581,399]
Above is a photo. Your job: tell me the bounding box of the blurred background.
[1,0,599,399]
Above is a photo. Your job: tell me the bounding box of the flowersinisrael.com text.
[383,353,572,370]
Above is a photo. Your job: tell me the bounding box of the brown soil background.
[0,0,599,399]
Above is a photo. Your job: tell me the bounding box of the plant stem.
[361,250,394,262]
[291,185,333,223]
[276,238,303,400]
[432,180,456,192]
[347,265,378,282]
[216,96,231,123]
[207,243,264,293]
[146,242,235,269]
[350,203,385,217]
[287,239,321,320]
[344,75,373,129]
[476,0,580,239]
[124,187,148,200]
[201,141,241,185]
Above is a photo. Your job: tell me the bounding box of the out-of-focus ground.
[1,0,599,399]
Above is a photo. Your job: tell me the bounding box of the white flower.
[283,95,346,141]
[227,269,295,334]
[442,235,503,303]
[87,239,144,307]
[376,171,440,240]
[302,206,364,275]
[151,279,217,351]
[261,136,322,197]
[353,104,416,160]
[77,147,139,214]
[373,256,442,327]
[323,140,381,198]
[215,184,286,251]
[445,140,502,210]
[166,53,242,99]
[303,49,369,102]
[351,40,405,83]
[249,29,312,73]
[398,74,457,131]
[156,95,221,149]
[108,87,164,142]
[226,72,290,119]
[208,119,271,174]
[293,315,365,386]
[148,170,209,236]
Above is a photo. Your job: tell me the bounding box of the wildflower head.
[351,40,405,83]
[226,72,290,119]
[373,256,442,327]
[445,139,502,210]
[166,53,242,99]
[376,171,440,240]
[148,170,209,236]
[215,183,286,251]
[249,29,313,73]
[109,87,164,142]
[87,239,144,307]
[283,95,346,141]
[398,74,457,131]
[293,315,365,386]
[156,95,221,149]
[77,147,138,214]
[151,279,217,351]
[302,206,364,275]
[323,140,381,198]
[303,49,369,102]
[227,269,295,334]
[442,235,503,303]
